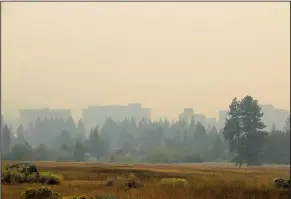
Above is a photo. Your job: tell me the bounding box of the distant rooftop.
[84,103,147,110]
[260,104,275,109]
[20,108,70,111]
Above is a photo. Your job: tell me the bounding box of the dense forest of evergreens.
[1,95,290,166]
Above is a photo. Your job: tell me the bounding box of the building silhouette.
[179,108,194,125]
[179,108,219,129]
[81,103,150,131]
[218,105,289,131]
[260,104,289,131]
[19,108,72,128]
[218,110,228,130]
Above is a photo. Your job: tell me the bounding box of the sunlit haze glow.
[2,2,290,121]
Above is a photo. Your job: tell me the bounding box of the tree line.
[1,95,289,165]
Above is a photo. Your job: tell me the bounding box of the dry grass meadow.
[2,161,290,199]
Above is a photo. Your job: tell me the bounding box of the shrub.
[38,172,62,185]
[103,173,143,190]
[63,196,118,199]
[127,173,143,188]
[36,186,53,198]
[52,192,60,199]
[25,173,38,183]
[2,167,62,185]
[77,196,90,199]
[21,187,37,199]
[2,168,25,184]
[103,177,116,187]
[21,186,60,199]
[127,173,138,183]
[62,197,78,199]
[115,175,128,189]
[2,168,38,184]
[93,195,118,199]
[144,152,170,163]
[160,178,189,188]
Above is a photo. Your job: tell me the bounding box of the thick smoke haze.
[0,2,290,176]
[2,2,290,120]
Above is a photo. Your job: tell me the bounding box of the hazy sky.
[2,2,290,120]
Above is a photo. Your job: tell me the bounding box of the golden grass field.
[2,161,290,199]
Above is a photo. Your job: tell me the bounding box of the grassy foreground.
[2,161,290,199]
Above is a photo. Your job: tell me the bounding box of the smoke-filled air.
[1,2,290,199]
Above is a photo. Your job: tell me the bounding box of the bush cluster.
[64,196,91,199]
[21,187,118,199]
[103,173,143,190]
[63,195,117,199]
[2,168,37,184]
[21,186,60,199]
[38,172,62,185]
[160,177,189,188]
[2,168,62,185]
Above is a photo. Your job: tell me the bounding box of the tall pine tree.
[223,96,267,166]
[2,124,11,154]
[89,126,105,159]
[239,96,266,165]
[74,141,85,162]
[77,119,86,137]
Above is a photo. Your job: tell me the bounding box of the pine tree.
[2,124,11,154]
[16,124,24,135]
[223,96,267,166]
[210,126,218,134]
[10,142,33,161]
[195,122,207,140]
[211,135,225,160]
[188,117,196,140]
[239,96,266,165]
[0,118,3,152]
[74,141,85,162]
[65,117,76,135]
[183,130,188,143]
[16,124,26,144]
[271,123,277,133]
[34,144,49,161]
[16,132,26,145]
[284,115,290,133]
[222,97,241,157]
[89,126,105,159]
[77,119,86,136]
[59,130,71,147]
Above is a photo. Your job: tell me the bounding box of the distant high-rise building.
[81,103,150,131]
[1,113,3,128]
[179,108,218,128]
[179,108,194,125]
[218,110,228,130]
[218,105,289,131]
[19,108,72,128]
[260,105,289,131]
[206,118,218,128]
[195,114,207,127]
